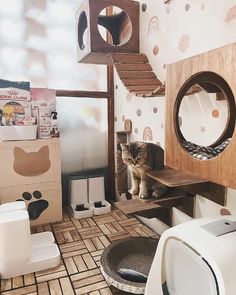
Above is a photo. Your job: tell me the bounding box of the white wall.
[114,0,236,213]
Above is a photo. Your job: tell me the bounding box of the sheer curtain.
[0,0,108,180]
[0,0,107,91]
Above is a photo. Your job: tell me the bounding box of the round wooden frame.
[174,71,236,148]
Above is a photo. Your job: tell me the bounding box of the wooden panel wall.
[165,42,236,189]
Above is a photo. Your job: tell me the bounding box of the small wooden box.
[0,181,62,226]
[0,139,61,187]
[76,0,139,64]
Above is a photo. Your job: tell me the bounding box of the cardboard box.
[0,181,62,226]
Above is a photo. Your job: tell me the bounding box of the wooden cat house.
[76,0,139,65]
[165,42,236,189]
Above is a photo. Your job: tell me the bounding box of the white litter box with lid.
[145,216,236,295]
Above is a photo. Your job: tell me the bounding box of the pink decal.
[225,5,236,23]
[178,35,190,52]
[153,45,159,56]
[201,3,206,11]
[126,92,132,102]
[148,16,159,36]
[143,127,153,141]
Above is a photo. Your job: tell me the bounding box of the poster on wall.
[0,79,31,126]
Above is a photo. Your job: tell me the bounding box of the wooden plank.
[59,277,74,295]
[147,167,208,187]
[115,199,159,215]
[112,53,148,64]
[115,63,152,71]
[38,282,50,295]
[118,71,156,79]
[48,280,62,295]
[123,78,162,86]
[127,84,161,91]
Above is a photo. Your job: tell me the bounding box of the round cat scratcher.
[100,237,159,294]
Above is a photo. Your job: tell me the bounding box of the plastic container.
[69,177,93,219]
[0,125,37,141]
[89,176,111,215]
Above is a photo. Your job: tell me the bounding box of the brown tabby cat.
[120,142,168,199]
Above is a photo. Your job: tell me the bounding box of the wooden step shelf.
[147,166,208,187]
[112,53,165,97]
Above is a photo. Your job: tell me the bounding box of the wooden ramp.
[112,53,165,97]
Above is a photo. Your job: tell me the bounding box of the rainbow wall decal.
[143,127,153,141]
[148,16,159,36]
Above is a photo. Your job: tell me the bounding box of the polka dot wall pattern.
[153,45,159,56]
[153,107,158,114]
[212,109,220,118]
[126,92,133,102]
[185,4,190,11]
[136,109,142,116]
[178,35,190,52]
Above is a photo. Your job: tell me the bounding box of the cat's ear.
[120,143,129,151]
[14,147,26,157]
[39,145,49,156]
[137,142,147,149]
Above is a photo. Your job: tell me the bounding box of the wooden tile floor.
[0,207,157,295]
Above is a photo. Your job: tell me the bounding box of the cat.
[120,142,168,199]
[13,146,51,176]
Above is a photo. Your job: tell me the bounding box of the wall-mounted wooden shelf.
[112,53,165,97]
[147,166,208,187]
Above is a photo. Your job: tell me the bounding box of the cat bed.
[100,237,159,294]
[182,138,231,160]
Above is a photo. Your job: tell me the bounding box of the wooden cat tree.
[76,0,165,97]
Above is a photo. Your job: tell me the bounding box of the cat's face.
[120,142,147,167]
[13,145,51,176]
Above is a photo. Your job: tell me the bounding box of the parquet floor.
[0,206,157,295]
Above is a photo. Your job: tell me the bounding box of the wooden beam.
[107,5,115,201]
[56,89,109,98]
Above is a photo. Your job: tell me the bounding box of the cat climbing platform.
[76,0,165,97]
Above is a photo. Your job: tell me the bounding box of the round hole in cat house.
[97,6,132,46]
[100,237,159,294]
[78,11,88,50]
[174,71,236,160]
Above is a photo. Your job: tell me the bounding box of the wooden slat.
[123,78,162,86]
[112,53,148,64]
[118,71,156,79]
[115,63,152,71]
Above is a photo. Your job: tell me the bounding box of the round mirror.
[78,11,88,51]
[174,72,236,160]
[97,6,132,46]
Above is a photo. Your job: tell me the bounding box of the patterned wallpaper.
[114,0,236,211]
[115,0,236,147]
